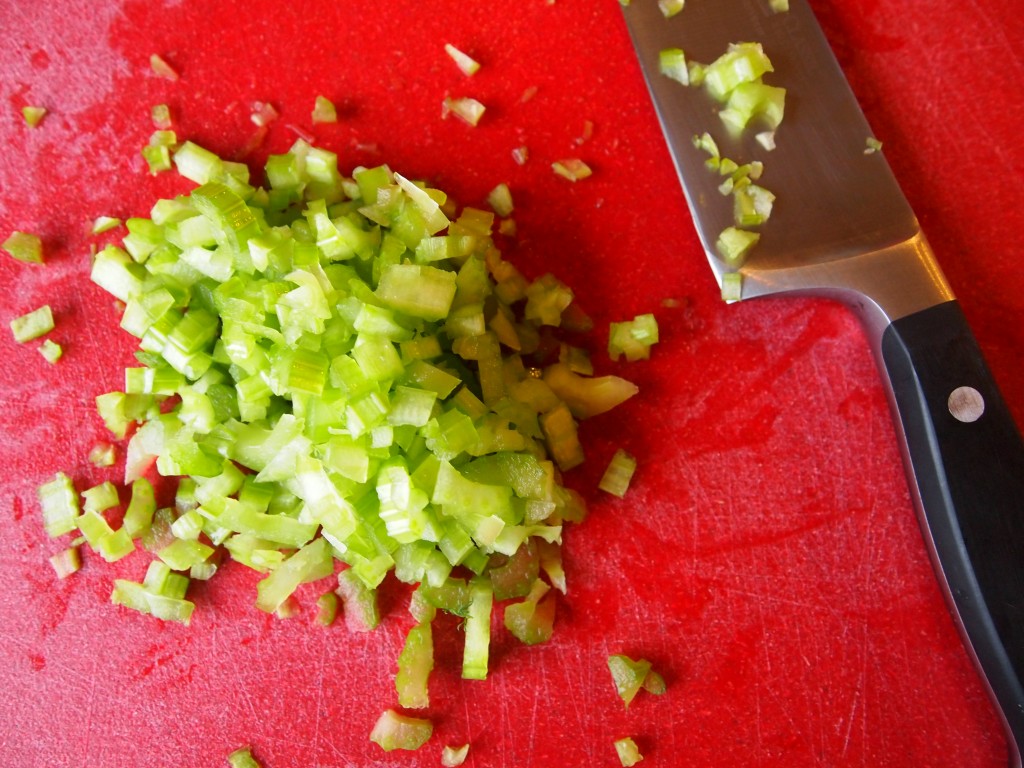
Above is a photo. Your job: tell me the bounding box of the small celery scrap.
[444,43,480,76]
[442,97,485,126]
[552,159,592,182]
[3,231,44,264]
[88,442,117,467]
[487,183,514,217]
[659,48,688,86]
[227,745,263,768]
[92,216,122,235]
[608,654,666,707]
[865,136,883,155]
[658,0,684,17]
[22,106,47,128]
[39,339,63,364]
[49,546,81,579]
[149,53,179,81]
[769,0,790,11]
[609,313,659,362]
[442,744,470,767]
[40,138,640,728]
[151,103,172,130]
[250,101,279,128]
[599,449,637,499]
[143,129,177,175]
[10,305,54,344]
[312,95,338,124]
[721,271,743,303]
[615,737,644,767]
[370,709,433,752]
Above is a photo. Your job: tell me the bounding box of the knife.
[620,0,1024,764]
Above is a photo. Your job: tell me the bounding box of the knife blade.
[621,1,1024,765]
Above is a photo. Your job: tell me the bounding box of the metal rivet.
[948,386,985,423]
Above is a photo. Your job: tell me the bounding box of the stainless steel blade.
[621,0,952,336]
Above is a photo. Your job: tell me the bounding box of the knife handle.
[881,299,1024,768]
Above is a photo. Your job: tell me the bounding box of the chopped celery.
[49,546,81,579]
[10,305,54,343]
[608,314,659,363]
[38,472,80,537]
[3,231,43,264]
[504,578,555,645]
[552,159,592,182]
[607,654,664,707]
[442,744,470,767]
[658,0,684,17]
[614,737,644,767]
[88,442,117,467]
[21,106,47,127]
[715,226,760,265]
[486,183,514,217]
[442,97,485,126]
[149,53,179,81]
[659,48,688,86]
[462,577,493,680]
[396,621,434,708]
[599,449,637,498]
[227,746,263,768]
[444,43,480,76]
[316,591,338,626]
[369,709,433,752]
[312,95,338,124]
[865,136,883,154]
[38,339,63,364]
[336,568,380,631]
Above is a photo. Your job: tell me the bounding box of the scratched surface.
[1,0,1022,766]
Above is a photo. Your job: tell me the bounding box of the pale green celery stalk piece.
[38,472,80,537]
[173,141,223,185]
[607,654,663,707]
[659,47,688,85]
[608,314,659,362]
[702,42,774,102]
[442,744,470,767]
[169,509,205,540]
[111,578,195,624]
[539,404,584,472]
[551,159,592,182]
[716,226,760,266]
[49,546,81,579]
[123,477,156,538]
[543,362,638,420]
[37,339,62,363]
[312,95,337,123]
[83,481,119,514]
[659,0,684,16]
[444,43,480,76]
[376,263,457,321]
[255,537,333,613]
[10,305,54,343]
[149,53,179,80]
[316,591,338,626]
[614,737,644,767]
[336,567,381,631]
[721,271,744,302]
[486,183,513,217]
[227,746,263,768]
[504,578,555,645]
[158,538,213,571]
[369,709,433,752]
[395,621,434,708]
[3,231,43,263]
[442,97,485,127]
[88,442,117,467]
[599,449,637,498]
[21,106,47,127]
[524,273,573,326]
[461,577,493,680]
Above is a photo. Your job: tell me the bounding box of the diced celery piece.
[369,709,433,752]
[10,305,54,343]
[599,449,637,498]
[461,577,493,680]
[227,746,263,768]
[49,546,82,579]
[255,537,333,613]
[3,231,43,263]
[38,472,80,537]
[614,737,644,767]
[395,621,434,708]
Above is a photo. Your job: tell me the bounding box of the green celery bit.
[504,578,555,645]
[255,537,333,613]
[614,737,644,767]
[49,546,82,579]
[608,313,659,362]
[715,226,760,265]
[3,231,43,263]
[208,497,317,549]
[10,305,54,343]
[441,744,470,767]
[488,540,540,600]
[158,538,213,571]
[607,654,663,707]
[659,47,688,85]
[111,579,195,624]
[82,481,119,514]
[227,746,263,768]
[173,141,223,185]
[376,263,457,321]
[38,339,62,363]
[599,449,637,498]
[461,577,493,680]
[369,709,433,752]
[336,568,380,631]
[702,42,774,102]
[21,105,47,127]
[316,591,339,626]
[395,622,434,708]
[38,472,81,537]
[311,95,338,124]
[97,527,134,563]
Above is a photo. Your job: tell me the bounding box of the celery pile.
[41,136,640,697]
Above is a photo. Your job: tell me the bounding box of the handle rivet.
[948,386,985,423]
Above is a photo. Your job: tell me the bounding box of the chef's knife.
[620,0,1024,764]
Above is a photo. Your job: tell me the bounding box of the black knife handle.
[881,300,1024,767]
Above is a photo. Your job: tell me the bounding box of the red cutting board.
[1,1,1022,766]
